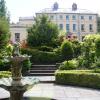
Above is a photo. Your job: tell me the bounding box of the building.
[36,2,98,40]
[10,17,34,45]
[10,2,98,44]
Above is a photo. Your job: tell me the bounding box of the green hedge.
[55,70,100,89]
[21,48,62,64]
[0,71,11,78]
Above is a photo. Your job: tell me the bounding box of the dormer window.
[72,3,77,11]
[53,2,59,11]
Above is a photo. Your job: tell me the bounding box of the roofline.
[36,12,98,15]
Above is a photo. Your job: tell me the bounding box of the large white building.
[10,17,34,45]
[36,3,98,40]
[10,3,98,44]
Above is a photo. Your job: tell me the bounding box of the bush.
[55,70,100,89]
[22,59,32,75]
[38,46,53,52]
[0,71,11,78]
[59,59,78,70]
[61,40,74,61]
[21,48,62,64]
[93,68,100,73]
[0,58,10,71]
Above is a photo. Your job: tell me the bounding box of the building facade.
[10,3,98,43]
[36,3,98,40]
[10,17,34,44]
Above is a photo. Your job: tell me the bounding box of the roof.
[36,8,97,15]
[19,17,34,21]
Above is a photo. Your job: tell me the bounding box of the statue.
[13,42,20,56]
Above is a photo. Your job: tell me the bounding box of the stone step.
[32,65,56,67]
[30,67,57,70]
[28,73,54,76]
[29,70,55,73]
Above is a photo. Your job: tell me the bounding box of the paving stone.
[0,83,100,100]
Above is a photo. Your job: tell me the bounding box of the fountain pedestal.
[0,42,39,100]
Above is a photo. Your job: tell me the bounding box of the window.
[81,16,84,20]
[66,24,70,32]
[73,24,76,31]
[81,24,85,32]
[66,15,69,20]
[15,33,20,42]
[59,24,63,30]
[59,15,63,19]
[89,24,93,32]
[89,16,92,20]
[50,15,54,20]
[72,15,76,20]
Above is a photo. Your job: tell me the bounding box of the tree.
[97,17,100,33]
[0,0,6,17]
[27,15,59,47]
[61,40,74,61]
[0,17,10,50]
[0,0,10,22]
[0,0,10,50]
[95,37,100,58]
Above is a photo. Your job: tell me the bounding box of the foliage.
[97,17,100,32]
[0,71,11,78]
[0,58,10,71]
[0,17,10,49]
[93,68,100,73]
[60,40,74,61]
[22,59,31,75]
[37,46,53,52]
[59,59,78,70]
[71,40,81,58]
[80,34,100,68]
[0,0,6,17]
[27,14,59,47]
[55,70,100,89]
[21,48,62,64]
[95,37,100,58]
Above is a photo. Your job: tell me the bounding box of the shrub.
[59,59,78,70]
[21,48,62,64]
[55,70,100,89]
[93,68,100,73]
[0,58,10,71]
[61,40,74,61]
[71,40,81,58]
[0,71,11,78]
[22,59,32,75]
[38,46,53,52]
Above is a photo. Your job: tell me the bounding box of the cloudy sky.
[5,0,100,23]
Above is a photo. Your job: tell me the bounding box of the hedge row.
[0,71,11,78]
[21,48,62,64]
[55,70,100,89]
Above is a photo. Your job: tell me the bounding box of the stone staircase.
[28,64,58,76]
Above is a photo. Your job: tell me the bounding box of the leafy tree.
[71,40,81,58]
[97,17,100,33]
[0,0,10,22]
[0,0,6,17]
[0,0,10,50]
[95,37,100,58]
[61,40,74,61]
[0,17,10,49]
[27,15,59,47]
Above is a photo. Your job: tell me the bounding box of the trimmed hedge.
[55,70,100,89]
[21,48,62,64]
[0,71,11,78]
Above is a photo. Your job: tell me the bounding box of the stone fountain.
[0,42,39,100]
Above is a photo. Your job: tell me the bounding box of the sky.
[5,0,100,23]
